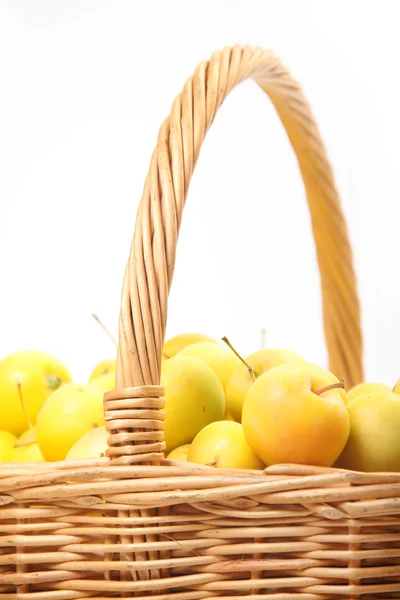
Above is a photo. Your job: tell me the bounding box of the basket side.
[2,461,400,597]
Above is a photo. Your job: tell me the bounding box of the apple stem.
[47,375,62,391]
[17,383,33,430]
[222,336,256,381]
[92,313,118,348]
[315,379,345,396]
[260,328,267,350]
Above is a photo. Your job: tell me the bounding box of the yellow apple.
[0,430,16,461]
[91,372,116,393]
[226,348,307,422]
[89,359,116,383]
[66,425,109,460]
[162,333,216,360]
[347,382,391,402]
[16,427,37,445]
[338,391,400,472]
[36,384,105,461]
[166,444,191,462]
[394,379,400,394]
[188,421,264,470]
[242,362,350,467]
[161,356,225,453]
[10,427,45,462]
[1,350,72,389]
[176,342,240,390]
[0,363,66,436]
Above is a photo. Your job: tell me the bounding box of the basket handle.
[104,45,363,465]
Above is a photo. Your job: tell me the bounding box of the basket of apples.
[1,45,399,599]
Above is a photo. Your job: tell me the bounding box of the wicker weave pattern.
[1,461,400,597]
[104,386,166,465]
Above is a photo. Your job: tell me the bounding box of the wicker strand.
[104,386,165,464]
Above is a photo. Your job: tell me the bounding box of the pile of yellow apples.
[0,350,115,463]
[0,333,399,473]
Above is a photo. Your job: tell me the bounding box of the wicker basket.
[1,44,398,600]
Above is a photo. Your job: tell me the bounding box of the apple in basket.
[187,420,264,470]
[0,350,72,435]
[91,372,116,393]
[162,332,217,360]
[89,359,116,383]
[10,427,45,462]
[3,332,400,475]
[166,443,191,462]
[36,384,105,461]
[338,390,400,472]
[0,430,17,461]
[347,381,391,401]
[161,355,226,453]
[224,340,307,422]
[242,362,350,467]
[66,425,109,460]
[176,340,241,390]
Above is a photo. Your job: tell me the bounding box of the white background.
[1,0,399,385]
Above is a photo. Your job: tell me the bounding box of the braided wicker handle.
[104,45,363,464]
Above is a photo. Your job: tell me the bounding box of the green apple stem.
[315,380,345,396]
[17,383,33,430]
[222,336,256,381]
[47,375,62,391]
[92,313,118,348]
